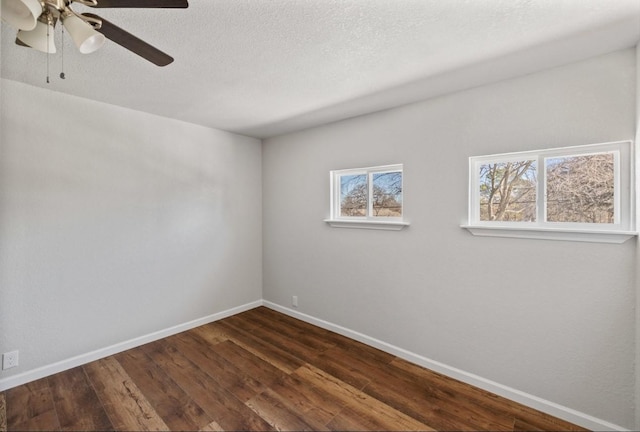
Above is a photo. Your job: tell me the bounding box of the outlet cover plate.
[2,350,19,370]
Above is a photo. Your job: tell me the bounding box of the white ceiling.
[2,0,640,138]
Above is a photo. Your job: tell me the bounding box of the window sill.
[324,219,410,231]
[461,225,637,244]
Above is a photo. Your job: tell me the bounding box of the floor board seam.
[44,377,63,431]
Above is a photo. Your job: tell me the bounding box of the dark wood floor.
[2,306,586,431]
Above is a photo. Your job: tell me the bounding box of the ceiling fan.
[1,0,188,66]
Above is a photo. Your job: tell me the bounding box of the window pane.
[372,171,402,217]
[479,160,537,221]
[340,174,367,216]
[546,153,614,223]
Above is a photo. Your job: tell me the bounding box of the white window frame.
[462,140,637,243]
[325,164,409,231]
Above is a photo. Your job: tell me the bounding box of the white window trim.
[324,219,410,230]
[461,225,636,243]
[325,164,409,231]
[462,140,637,243]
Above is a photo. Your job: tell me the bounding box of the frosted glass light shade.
[1,0,42,30]
[17,20,56,53]
[63,14,105,54]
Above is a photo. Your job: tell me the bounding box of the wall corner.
[634,42,640,432]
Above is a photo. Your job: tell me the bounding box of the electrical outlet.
[2,350,19,370]
[292,295,298,307]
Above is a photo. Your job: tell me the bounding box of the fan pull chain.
[46,22,50,84]
[60,26,66,80]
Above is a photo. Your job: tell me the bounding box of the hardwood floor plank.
[328,404,427,432]
[213,339,287,386]
[217,319,305,373]
[362,378,478,431]
[268,369,345,427]
[0,393,6,432]
[190,322,230,346]
[255,307,396,365]
[389,357,587,431]
[223,313,326,364]
[308,342,407,391]
[84,357,169,431]
[7,409,60,432]
[114,347,212,431]
[241,309,335,354]
[141,339,273,431]
[511,414,587,432]
[513,418,545,431]
[216,333,284,371]
[164,400,215,432]
[4,378,57,429]
[199,420,224,431]
[48,367,113,431]
[295,364,434,431]
[363,359,513,430]
[168,332,266,403]
[246,389,321,431]
[326,407,374,431]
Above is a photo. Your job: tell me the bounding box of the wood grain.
[48,367,113,431]
[114,348,212,431]
[84,357,169,431]
[0,393,6,432]
[4,378,59,431]
[1,307,588,431]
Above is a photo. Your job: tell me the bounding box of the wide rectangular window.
[464,141,635,243]
[327,164,408,230]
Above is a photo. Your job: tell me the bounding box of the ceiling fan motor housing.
[2,0,189,65]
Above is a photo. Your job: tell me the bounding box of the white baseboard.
[0,300,263,392]
[263,301,627,432]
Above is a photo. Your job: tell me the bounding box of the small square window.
[328,164,405,229]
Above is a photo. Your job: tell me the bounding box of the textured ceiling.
[1,0,640,138]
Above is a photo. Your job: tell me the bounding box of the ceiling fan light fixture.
[63,14,105,54]
[0,0,43,31]
[17,18,56,53]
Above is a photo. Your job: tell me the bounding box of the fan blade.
[82,13,174,66]
[88,0,188,8]
[16,38,30,47]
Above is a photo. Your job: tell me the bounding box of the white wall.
[0,79,262,384]
[263,49,637,429]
